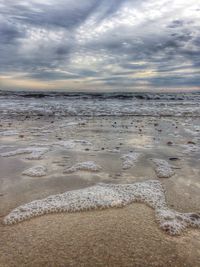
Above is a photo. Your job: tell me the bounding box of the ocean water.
[1,91,200,117]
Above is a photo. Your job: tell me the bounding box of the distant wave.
[1,90,200,101]
[1,91,200,117]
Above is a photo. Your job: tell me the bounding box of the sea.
[0,91,200,117]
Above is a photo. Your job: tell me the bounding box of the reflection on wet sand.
[0,115,200,266]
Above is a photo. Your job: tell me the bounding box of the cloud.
[0,0,200,91]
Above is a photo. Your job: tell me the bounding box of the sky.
[0,0,200,92]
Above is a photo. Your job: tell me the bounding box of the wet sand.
[1,204,200,267]
[0,115,200,266]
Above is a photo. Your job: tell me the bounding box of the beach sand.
[1,205,200,267]
[0,115,200,266]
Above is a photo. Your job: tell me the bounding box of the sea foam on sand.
[0,130,19,136]
[121,153,141,169]
[53,140,92,149]
[3,180,200,236]
[0,147,49,160]
[22,165,47,177]
[152,159,174,178]
[63,161,102,173]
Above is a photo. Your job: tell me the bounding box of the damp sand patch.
[3,180,200,236]
[152,159,175,178]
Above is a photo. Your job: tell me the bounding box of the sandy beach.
[1,205,200,267]
[1,0,200,264]
[0,104,200,266]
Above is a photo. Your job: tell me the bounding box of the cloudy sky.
[0,0,200,91]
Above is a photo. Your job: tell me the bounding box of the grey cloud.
[0,20,25,44]
[147,75,200,87]
[168,20,185,28]
[2,0,98,29]
[0,0,199,90]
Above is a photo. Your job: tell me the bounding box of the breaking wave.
[0,91,200,117]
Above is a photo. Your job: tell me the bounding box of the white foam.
[107,149,120,153]
[156,209,200,235]
[30,143,50,147]
[121,153,140,170]
[73,140,92,146]
[26,148,49,160]
[1,93,200,117]
[182,144,199,154]
[22,165,47,177]
[59,120,87,128]
[184,128,198,136]
[0,145,15,150]
[64,161,102,173]
[3,180,200,236]
[0,147,49,160]
[194,125,200,131]
[64,122,79,127]
[53,140,92,149]
[52,141,75,149]
[0,130,18,136]
[152,159,174,178]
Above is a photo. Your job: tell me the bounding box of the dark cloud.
[147,75,200,87]
[2,0,97,29]
[168,20,185,28]
[0,20,25,44]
